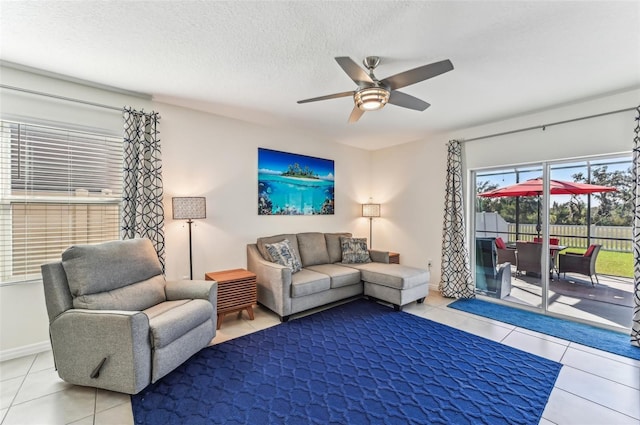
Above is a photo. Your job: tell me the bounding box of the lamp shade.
[172,197,206,220]
[362,203,381,218]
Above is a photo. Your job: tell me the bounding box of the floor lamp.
[172,197,207,280]
[362,202,381,249]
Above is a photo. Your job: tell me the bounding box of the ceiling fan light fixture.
[354,87,390,111]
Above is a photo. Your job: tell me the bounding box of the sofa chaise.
[247,232,430,321]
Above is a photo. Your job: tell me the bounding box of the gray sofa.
[247,232,430,321]
[40,238,218,394]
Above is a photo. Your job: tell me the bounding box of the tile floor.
[1,292,638,424]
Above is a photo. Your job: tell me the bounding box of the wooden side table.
[205,268,257,329]
[389,252,400,264]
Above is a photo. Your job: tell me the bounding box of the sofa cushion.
[297,232,331,267]
[73,274,167,311]
[265,239,302,273]
[291,269,330,298]
[257,234,301,263]
[146,299,213,349]
[62,238,163,297]
[344,263,429,290]
[325,232,352,263]
[340,237,371,264]
[305,264,361,288]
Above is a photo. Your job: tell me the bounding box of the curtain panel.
[632,105,640,347]
[440,140,474,298]
[121,107,166,271]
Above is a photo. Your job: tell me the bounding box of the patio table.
[544,243,566,279]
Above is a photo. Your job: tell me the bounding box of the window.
[0,120,123,285]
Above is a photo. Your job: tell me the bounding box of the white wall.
[462,90,638,169]
[0,66,372,357]
[371,89,640,288]
[368,138,448,273]
[0,65,150,132]
[156,101,372,281]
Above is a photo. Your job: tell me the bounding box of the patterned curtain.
[632,105,640,347]
[121,107,165,271]
[439,140,474,298]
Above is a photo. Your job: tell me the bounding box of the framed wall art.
[258,148,335,215]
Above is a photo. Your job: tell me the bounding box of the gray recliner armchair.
[40,238,218,394]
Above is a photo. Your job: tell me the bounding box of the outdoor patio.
[503,270,634,332]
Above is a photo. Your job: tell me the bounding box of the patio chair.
[475,237,511,299]
[495,237,517,269]
[558,244,601,286]
[533,237,560,245]
[515,241,543,277]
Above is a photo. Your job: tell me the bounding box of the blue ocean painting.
[258,148,335,215]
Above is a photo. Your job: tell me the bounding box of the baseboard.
[429,282,440,292]
[0,340,51,362]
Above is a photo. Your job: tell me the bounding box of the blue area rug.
[448,298,640,361]
[132,299,561,425]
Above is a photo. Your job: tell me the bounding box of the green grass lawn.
[562,248,633,278]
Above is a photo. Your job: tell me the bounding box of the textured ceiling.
[1,1,639,150]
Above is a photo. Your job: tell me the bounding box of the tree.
[572,166,632,226]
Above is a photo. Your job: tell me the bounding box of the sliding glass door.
[546,157,633,331]
[472,155,633,331]
[474,164,547,312]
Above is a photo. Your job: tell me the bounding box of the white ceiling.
[1,1,639,150]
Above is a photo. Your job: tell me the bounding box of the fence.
[505,224,632,252]
[475,212,509,241]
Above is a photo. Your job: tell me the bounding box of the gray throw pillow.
[340,237,371,264]
[265,239,302,273]
[325,232,352,263]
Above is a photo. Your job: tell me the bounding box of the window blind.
[0,120,123,285]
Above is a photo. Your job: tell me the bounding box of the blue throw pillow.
[340,237,371,264]
[265,239,302,273]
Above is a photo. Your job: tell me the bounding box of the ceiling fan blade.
[348,106,364,123]
[381,59,454,91]
[335,57,374,86]
[297,91,354,104]
[388,91,431,111]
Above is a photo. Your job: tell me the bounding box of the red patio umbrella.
[478,178,617,198]
[478,178,617,237]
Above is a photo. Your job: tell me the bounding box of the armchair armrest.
[369,250,390,264]
[165,280,218,306]
[559,253,588,267]
[49,309,151,394]
[247,244,292,317]
[496,247,517,265]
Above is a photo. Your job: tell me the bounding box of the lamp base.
[187,219,193,280]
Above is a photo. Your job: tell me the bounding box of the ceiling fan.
[297,56,454,123]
